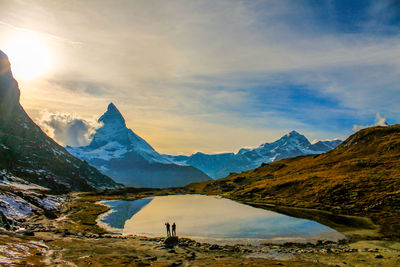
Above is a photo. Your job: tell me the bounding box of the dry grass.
[186,125,400,239]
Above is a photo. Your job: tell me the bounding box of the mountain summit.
[167,131,342,179]
[190,124,400,238]
[99,102,125,126]
[71,103,170,164]
[67,103,210,188]
[0,50,120,193]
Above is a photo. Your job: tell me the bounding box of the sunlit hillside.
[187,125,400,238]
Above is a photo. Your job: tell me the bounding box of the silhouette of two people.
[165,222,176,237]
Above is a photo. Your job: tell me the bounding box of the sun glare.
[3,34,52,81]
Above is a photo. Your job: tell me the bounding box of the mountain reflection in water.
[101,195,343,242]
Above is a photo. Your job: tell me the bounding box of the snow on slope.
[66,103,211,188]
[0,190,63,221]
[67,103,171,165]
[0,170,64,221]
[0,194,35,220]
[167,131,342,179]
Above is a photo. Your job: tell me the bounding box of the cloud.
[49,79,110,96]
[0,0,399,153]
[38,110,101,147]
[353,113,389,131]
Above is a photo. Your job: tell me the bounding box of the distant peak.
[98,102,125,126]
[288,130,301,136]
[107,102,119,113]
[104,102,123,117]
[278,130,310,146]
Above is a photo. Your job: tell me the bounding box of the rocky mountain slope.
[0,50,120,193]
[167,131,341,179]
[67,103,210,188]
[187,125,400,238]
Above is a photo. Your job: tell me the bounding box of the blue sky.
[0,0,399,154]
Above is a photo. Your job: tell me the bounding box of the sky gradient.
[0,0,399,154]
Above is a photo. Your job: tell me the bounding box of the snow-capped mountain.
[167,131,342,179]
[67,103,210,188]
[163,152,235,178]
[68,103,170,165]
[0,50,120,193]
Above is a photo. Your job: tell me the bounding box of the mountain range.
[165,131,342,178]
[187,124,400,238]
[0,50,120,193]
[67,103,211,188]
[0,49,342,191]
[67,103,341,187]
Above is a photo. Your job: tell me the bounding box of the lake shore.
[5,190,399,266]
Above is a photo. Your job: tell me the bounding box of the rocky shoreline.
[1,191,400,266]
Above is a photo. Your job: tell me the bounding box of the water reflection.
[101,198,152,229]
[101,195,343,242]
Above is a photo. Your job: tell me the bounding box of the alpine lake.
[98,194,345,245]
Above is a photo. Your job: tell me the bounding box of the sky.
[0,0,399,154]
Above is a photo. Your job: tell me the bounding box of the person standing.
[165,222,171,237]
[172,222,176,237]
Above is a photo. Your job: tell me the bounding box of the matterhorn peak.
[98,102,125,127]
[107,102,119,113]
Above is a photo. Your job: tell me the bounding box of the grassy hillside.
[186,125,400,238]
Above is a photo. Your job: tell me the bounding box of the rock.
[375,254,383,259]
[169,260,183,266]
[145,256,157,261]
[187,252,196,259]
[22,230,35,236]
[209,244,221,250]
[164,236,179,248]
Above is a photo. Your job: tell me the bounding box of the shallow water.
[100,195,344,244]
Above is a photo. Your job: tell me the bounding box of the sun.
[3,34,52,81]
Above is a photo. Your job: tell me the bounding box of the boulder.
[164,236,179,248]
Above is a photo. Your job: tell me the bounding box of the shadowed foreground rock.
[164,236,179,248]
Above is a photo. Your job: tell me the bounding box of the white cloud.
[0,0,399,153]
[38,110,101,147]
[353,113,389,131]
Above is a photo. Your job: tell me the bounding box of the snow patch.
[0,194,35,220]
[36,195,63,210]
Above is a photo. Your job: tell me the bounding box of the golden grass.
[186,125,400,239]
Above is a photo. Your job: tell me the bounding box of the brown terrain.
[185,125,400,240]
[1,108,400,265]
[3,191,400,266]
